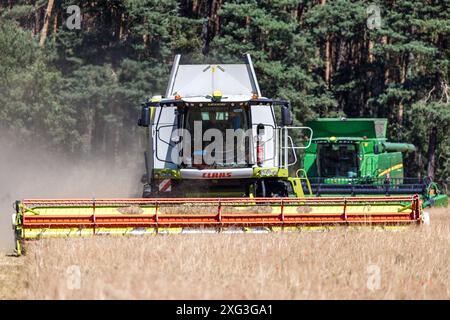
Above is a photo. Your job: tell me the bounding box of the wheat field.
[1,208,449,300]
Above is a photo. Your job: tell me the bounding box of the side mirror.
[138,105,151,127]
[281,104,293,126]
[256,123,265,136]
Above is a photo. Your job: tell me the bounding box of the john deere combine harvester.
[12,55,427,254]
[303,118,448,208]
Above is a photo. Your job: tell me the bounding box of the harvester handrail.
[21,196,417,206]
[22,196,414,204]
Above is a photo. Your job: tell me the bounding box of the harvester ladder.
[296,169,313,196]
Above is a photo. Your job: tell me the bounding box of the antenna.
[165,54,181,98]
[243,53,262,97]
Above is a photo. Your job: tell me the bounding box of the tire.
[142,184,152,198]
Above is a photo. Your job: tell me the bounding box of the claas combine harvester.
[12,55,429,254]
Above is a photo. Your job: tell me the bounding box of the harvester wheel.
[253,180,289,198]
[142,184,152,198]
[265,180,289,197]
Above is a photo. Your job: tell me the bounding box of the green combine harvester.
[303,118,448,208]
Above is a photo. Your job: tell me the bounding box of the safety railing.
[303,177,430,196]
[278,126,313,169]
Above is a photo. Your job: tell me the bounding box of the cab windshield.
[317,143,358,178]
[183,106,251,168]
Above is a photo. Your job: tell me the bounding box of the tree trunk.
[426,126,437,180]
[39,0,55,46]
[296,2,305,23]
[320,0,331,86]
[324,37,331,85]
[397,54,408,125]
[192,0,199,14]
[201,0,222,54]
[368,38,374,63]
[119,12,126,41]
[382,36,389,85]
[83,107,95,154]
[52,5,58,42]
[417,152,422,179]
[34,1,40,36]
[143,34,149,48]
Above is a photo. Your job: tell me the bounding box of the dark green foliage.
[0,19,79,150]
[210,0,335,121]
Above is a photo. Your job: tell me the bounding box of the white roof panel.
[168,64,257,98]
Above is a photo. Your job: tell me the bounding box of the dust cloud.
[0,132,144,252]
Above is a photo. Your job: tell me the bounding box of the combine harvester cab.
[303,118,448,208]
[13,55,425,254]
[138,54,313,199]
